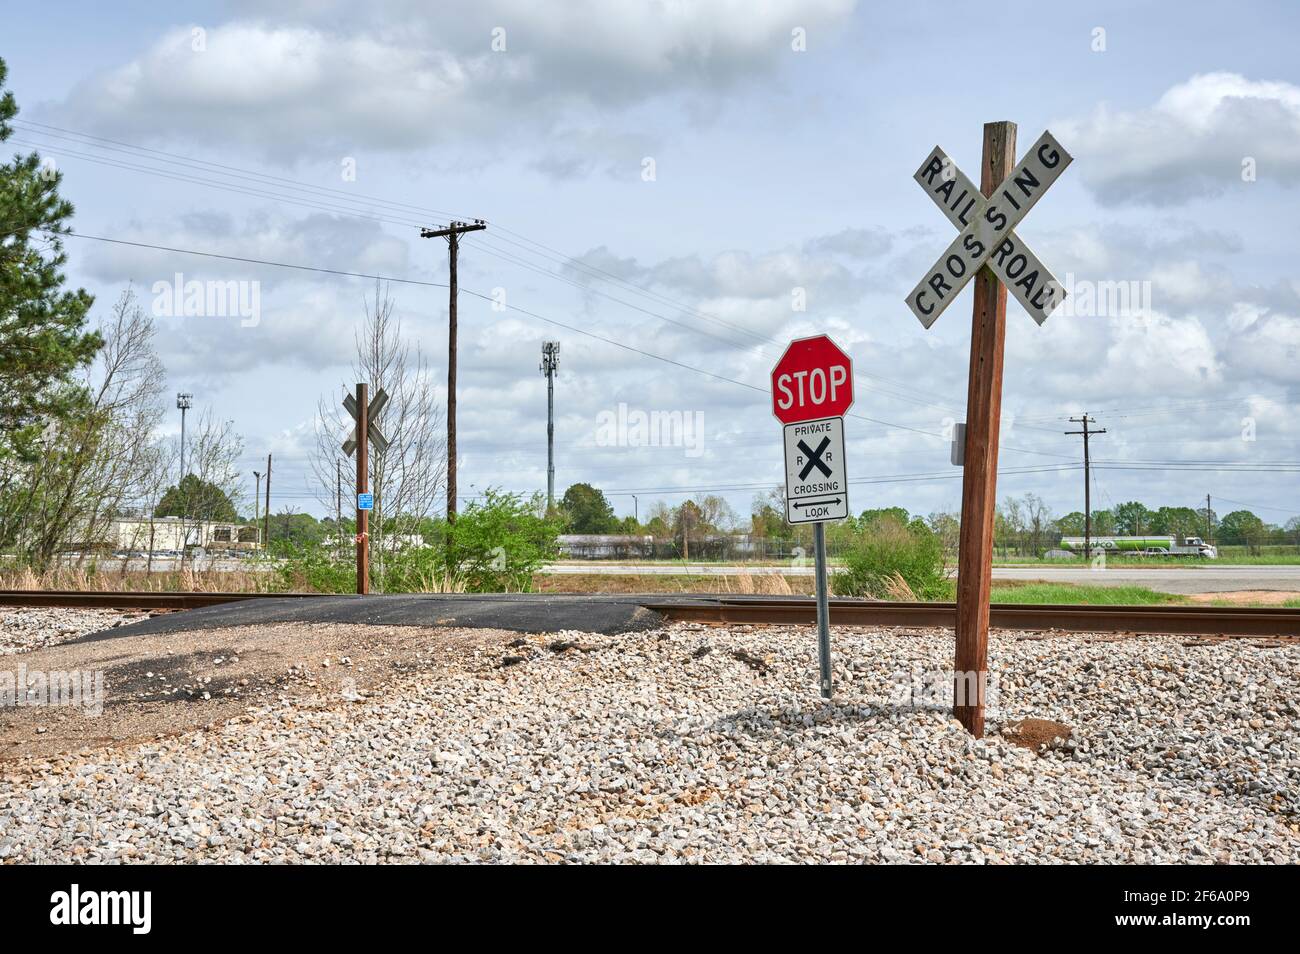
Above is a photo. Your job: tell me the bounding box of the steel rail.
[0,590,329,610]
[644,597,1300,638]
[0,590,1296,638]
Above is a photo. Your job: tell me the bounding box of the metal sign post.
[905,122,1072,736]
[771,335,854,700]
[812,522,832,698]
[343,384,389,596]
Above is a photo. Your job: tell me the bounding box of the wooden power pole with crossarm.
[1066,414,1106,561]
[420,219,486,522]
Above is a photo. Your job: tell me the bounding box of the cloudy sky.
[5,0,1299,526]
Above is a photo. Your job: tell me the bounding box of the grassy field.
[987,553,1294,566]
[4,566,1296,608]
[534,573,1299,607]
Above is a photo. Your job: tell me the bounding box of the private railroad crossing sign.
[771,334,855,700]
[906,130,1072,327]
[783,417,847,523]
[343,387,389,456]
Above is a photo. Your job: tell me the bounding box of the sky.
[3,0,1299,528]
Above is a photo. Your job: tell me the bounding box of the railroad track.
[644,597,1300,638]
[0,590,1295,638]
[0,590,329,611]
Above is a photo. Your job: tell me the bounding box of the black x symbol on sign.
[797,436,832,480]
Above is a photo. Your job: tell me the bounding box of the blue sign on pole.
[357,492,374,511]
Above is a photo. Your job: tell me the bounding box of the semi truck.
[1059,535,1218,558]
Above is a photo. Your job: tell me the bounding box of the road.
[542,562,1300,594]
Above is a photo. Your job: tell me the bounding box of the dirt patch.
[1188,590,1300,606]
[1003,718,1073,752]
[0,621,518,761]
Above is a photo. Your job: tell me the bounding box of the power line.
[14,120,966,413]
[48,229,959,442]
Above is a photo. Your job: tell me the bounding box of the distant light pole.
[177,393,193,476]
[631,494,638,525]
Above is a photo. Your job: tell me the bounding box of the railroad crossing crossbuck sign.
[906,130,1073,327]
[343,388,389,456]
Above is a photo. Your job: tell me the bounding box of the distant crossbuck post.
[904,122,1072,739]
[906,130,1073,328]
[342,385,389,595]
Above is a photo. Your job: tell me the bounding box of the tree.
[925,510,960,553]
[1057,511,1086,535]
[1150,506,1202,540]
[272,509,325,549]
[0,288,166,570]
[1090,509,1117,535]
[156,474,238,523]
[644,500,673,540]
[1218,510,1266,549]
[673,499,704,558]
[0,58,102,462]
[313,282,446,580]
[858,507,909,530]
[1021,493,1054,555]
[696,494,737,533]
[560,482,617,533]
[1111,501,1152,535]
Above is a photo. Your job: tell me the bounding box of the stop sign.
[771,334,854,423]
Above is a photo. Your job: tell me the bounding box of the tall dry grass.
[0,565,283,593]
[719,571,797,595]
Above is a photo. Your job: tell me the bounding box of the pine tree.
[0,57,101,461]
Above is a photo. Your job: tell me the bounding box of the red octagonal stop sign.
[771,334,854,424]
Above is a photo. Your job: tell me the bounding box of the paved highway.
[542,562,1300,594]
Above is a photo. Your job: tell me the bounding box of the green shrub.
[438,489,561,592]
[833,516,947,600]
[272,489,561,594]
[270,541,353,594]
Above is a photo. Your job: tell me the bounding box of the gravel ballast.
[0,619,1296,863]
[0,607,150,656]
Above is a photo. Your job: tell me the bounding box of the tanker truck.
[1059,535,1218,558]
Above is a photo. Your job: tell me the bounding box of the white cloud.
[1058,72,1300,205]
[1221,303,1300,392]
[51,2,857,164]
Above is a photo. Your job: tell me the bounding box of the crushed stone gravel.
[0,607,150,656]
[1,618,1296,863]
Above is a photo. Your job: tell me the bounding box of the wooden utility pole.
[420,219,486,522]
[953,121,1016,738]
[263,454,271,551]
[1066,414,1105,560]
[355,382,369,595]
